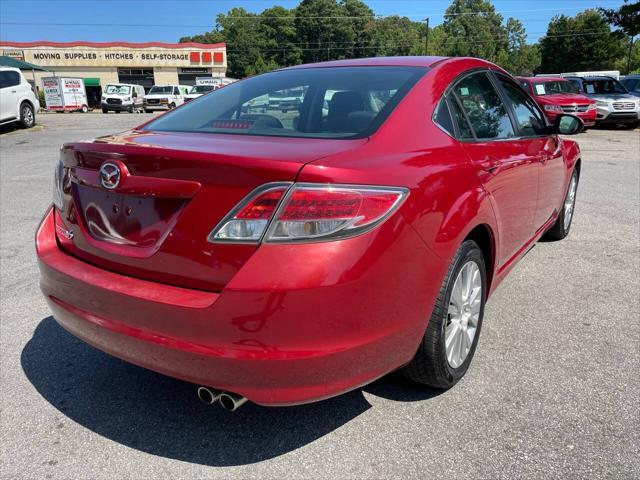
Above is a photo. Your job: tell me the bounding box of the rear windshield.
[533,81,580,95]
[143,66,426,139]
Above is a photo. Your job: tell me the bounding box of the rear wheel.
[102,108,109,114]
[403,240,486,389]
[544,169,578,241]
[81,105,88,113]
[19,102,35,128]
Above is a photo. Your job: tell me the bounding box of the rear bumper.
[37,207,438,406]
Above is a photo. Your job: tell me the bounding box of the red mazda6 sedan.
[37,56,583,410]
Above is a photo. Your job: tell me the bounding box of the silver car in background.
[565,75,640,129]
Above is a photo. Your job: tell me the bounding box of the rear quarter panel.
[299,58,501,295]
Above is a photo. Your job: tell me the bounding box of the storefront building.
[0,40,227,102]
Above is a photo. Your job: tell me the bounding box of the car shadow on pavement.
[21,317,442,466]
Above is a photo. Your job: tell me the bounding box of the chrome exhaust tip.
[219,392,248,411]
[197,386,222,405]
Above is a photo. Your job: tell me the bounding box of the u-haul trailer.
[42,77,89,112]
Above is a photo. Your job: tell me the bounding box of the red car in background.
[518,76,597,128]
[37,57,584,410]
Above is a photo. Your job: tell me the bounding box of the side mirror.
[553,114,584,135]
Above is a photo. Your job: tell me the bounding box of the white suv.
[0,67,39,128]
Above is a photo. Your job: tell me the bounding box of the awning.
[0,55,48,71]
[82,77,101,86]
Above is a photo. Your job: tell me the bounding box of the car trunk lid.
[55,130,366,291]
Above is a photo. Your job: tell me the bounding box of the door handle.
[479,158,500,173]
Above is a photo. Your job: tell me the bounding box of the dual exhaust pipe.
[197,386,248,411]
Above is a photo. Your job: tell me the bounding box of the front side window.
[144,66,426,139]
[498,77,547,136]
[452,72,515,140]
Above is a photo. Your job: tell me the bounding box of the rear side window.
[447,94,474,139]
[144,66,427,139]
[497,77,547,136]
[0,70,20,89]
[434,98,454,136]
[451,73,515,140]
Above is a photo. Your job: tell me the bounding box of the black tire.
[102,108,109,114]
[115,110,120,114]
[144,109,150,113]
[543,169,579,241]
[403,240,486,389]
[169,103,176,109]
[19,102,35,128]
[128,106,134,113]
[625,121,639,130]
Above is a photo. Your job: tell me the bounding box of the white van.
[101,83,145,113]
[143,85,190,112]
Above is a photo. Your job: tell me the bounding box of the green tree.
[599,0,640,74]
[497,18,540,74]
[294,0,355,63]
[440,0,508,62]
[538,10,626,73]
[372,16,424,56]
[259,6,302,67]
[245,54,280,76]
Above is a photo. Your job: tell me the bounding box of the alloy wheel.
[22,106,34,127]
[446,261,482,369]
[563,173,577,231]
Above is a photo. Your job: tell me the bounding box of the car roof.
[282,56,448,70]
[518,76,566,82]
[567,76,616,81]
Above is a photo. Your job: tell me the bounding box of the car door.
[448,71,539,266]
[494,73,566,230]
[0,71,20,121]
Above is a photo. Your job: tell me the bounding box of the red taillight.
[208,183,408,244]
[208,184,290,242]
[235,188,285,220]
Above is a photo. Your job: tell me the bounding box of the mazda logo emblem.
[100,162,121,190]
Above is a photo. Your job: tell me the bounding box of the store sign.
[1,47,225,68]
[2,49,24,60]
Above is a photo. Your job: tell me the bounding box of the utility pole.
[628,36,635,75]
[425,17,430,55]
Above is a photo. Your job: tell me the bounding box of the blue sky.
[0,0,626,44]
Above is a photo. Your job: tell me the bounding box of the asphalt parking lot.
[1,113,638,479]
